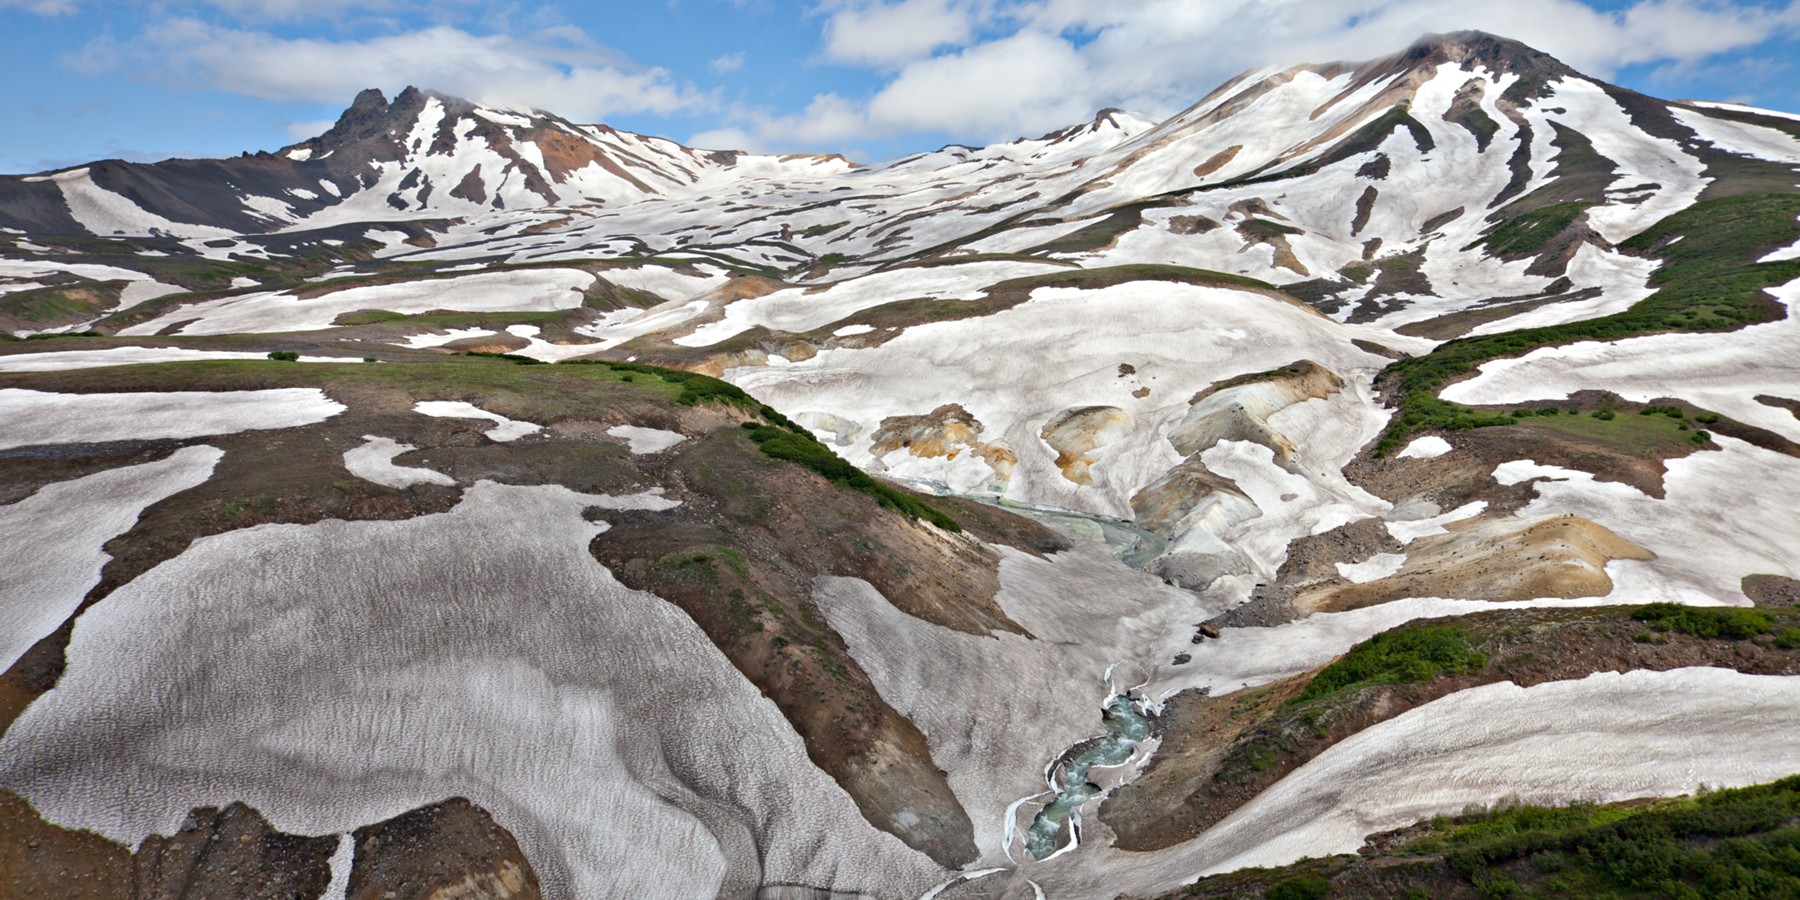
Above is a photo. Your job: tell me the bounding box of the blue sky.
[2,0,1798,174]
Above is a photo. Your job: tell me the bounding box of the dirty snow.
[413,400,542,442]
[606,424,687,454]
[0,446,222,669]
[0,481,946,900]
[0,388,344,449]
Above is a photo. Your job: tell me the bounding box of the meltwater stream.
[1024,694,1153,860]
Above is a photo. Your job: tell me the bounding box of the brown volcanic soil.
[1102,605,1800,852]
[2,792,337,900]
[0,356,1060,868]
[350,798,541,900]
[1745,574,1800,607]
[2,792,538,900]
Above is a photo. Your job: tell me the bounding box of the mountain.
[3,30,1800,900]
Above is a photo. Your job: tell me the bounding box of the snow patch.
[605,424,687,454]
[413,400,542,442]
[342,436,455,489]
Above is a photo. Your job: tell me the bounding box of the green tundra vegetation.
[1372,193,1800,455]
[1173,775,1800,899]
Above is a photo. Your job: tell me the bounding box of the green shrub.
[1537,407,1559,416]
[461,350,543,365]
[741,424,961,532]
[1594,409,1616,420]
[1632,603,1774,639]
[1772,628,1800,649]
[266,350,300,361]
[1267,874,1331,900]
[1294,625,1487,705]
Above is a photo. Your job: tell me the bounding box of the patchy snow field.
[0,482,947,900]
[1444,278,1800,442]
[118,269,596,337]
[0,347,360,371]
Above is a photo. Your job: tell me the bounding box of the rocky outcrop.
[2,793,541,900]
[1041,406,1134,485]
[348,798,542,900]
[1300,514,1655,613]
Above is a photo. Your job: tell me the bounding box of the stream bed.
[1024,693,1154,860]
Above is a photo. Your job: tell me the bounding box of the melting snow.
[605,424,686,454]
[342,436,455,489]
[0,387,344,449]
[413,400,542,442]
[1395,435,1452,459]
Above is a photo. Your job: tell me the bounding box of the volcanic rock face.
[349,799,542,900]
[4,26,1800,900]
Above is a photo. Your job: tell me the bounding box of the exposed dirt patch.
[1756,394,1800,419]
[1302,514,1653,613]
[2,788,132,899]
[2,791,536,900]
[1103,605,1800,852]
[1192,145,1243,179]
[1744,574,1800,607]
[441,333,530,353]
[871,403,986,458]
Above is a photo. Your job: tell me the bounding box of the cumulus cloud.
[68,20,706,122]
[710,51,746,73]
[818,0,990,65]
[740,0,1800,149]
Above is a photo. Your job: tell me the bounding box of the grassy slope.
[1373,194,1800,455]
[1159,775,1800,900]
[1103,605,1800,854]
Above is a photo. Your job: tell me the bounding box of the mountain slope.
[2,29,1800,900]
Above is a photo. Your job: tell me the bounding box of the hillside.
[2,28,1800,900]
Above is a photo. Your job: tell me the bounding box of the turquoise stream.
[1024,694,1153,860]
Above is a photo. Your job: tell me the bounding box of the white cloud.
[741,0,1800,150]
[283,119,337,141]
[710,51,746,73]
[69,20,706,123]
[818,0,989,66]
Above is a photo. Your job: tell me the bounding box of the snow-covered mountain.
[4,30,1800,900]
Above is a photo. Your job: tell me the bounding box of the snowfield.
[0,446,222,669]
[1443,278,1800,443]
[0,387,344,449]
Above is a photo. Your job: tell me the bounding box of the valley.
[3,29,1800,900]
